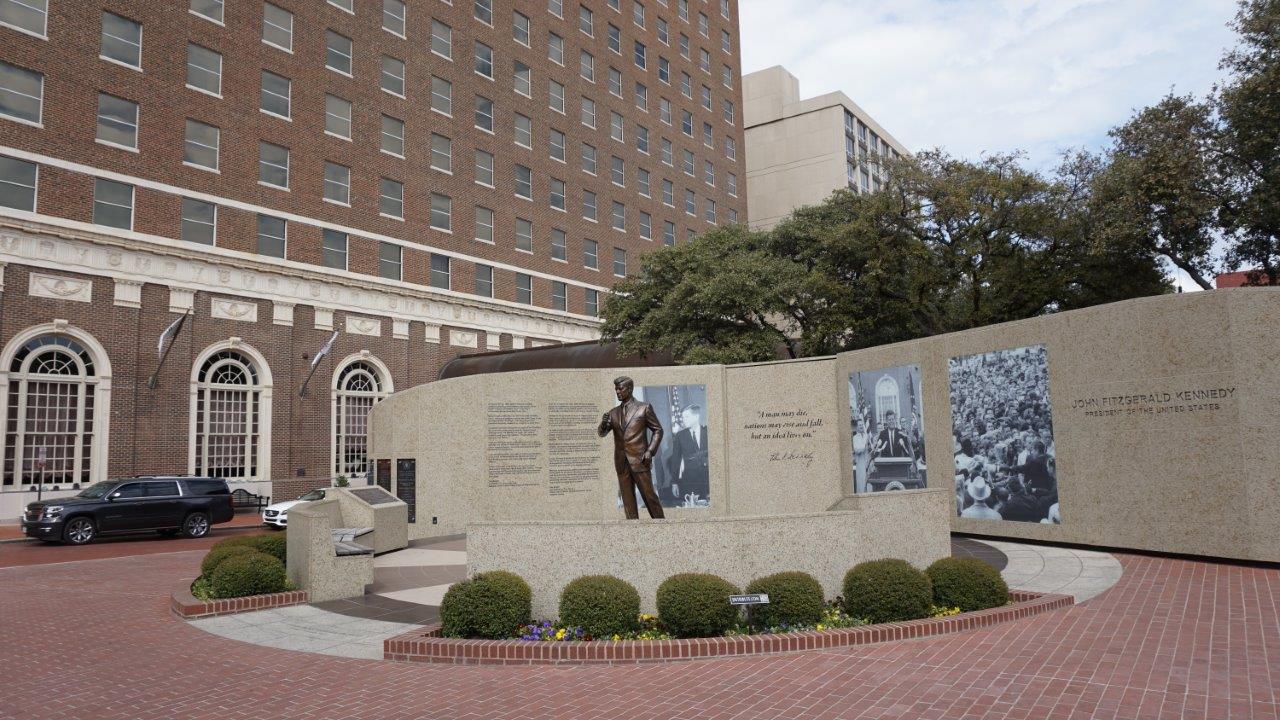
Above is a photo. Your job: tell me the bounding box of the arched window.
[333,358,390,480]
[3,333,106,488]
[193,350,263,479]
[875,375,900,426]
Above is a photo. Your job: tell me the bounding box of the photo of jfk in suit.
[873,410,913,459]
[597,376,666,519]
[666,404,709,504]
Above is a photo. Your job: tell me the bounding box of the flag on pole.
[312,331,339,369]
[157,313,188,358]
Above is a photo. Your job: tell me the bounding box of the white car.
[261,488,327,529]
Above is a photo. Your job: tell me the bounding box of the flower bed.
[170,580,308,619]
[384,590,1073,666]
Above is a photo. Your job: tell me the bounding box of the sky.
[738,0,1240,169]
[736,0,1243,290]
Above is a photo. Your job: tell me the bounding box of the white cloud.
[739,0,1240,169]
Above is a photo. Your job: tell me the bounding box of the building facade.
[0,0,747,518]
[742,65,906,230]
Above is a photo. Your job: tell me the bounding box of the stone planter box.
[383,590,1073,666]
[170,581,308,619]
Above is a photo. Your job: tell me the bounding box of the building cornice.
[0,217,602,345]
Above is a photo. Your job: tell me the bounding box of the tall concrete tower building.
[743,66,907,230]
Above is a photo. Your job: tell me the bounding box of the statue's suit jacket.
[602,400,664,473]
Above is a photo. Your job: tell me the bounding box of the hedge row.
[440,557,1009,640]
[196,534,291,599]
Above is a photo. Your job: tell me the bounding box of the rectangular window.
[430,193,452,231]
[550,0,563,18]
[513,11,530,45]
[611,201,625,230]
[658,17,668,44]
[0,0,46,35]
[256,214,287,258]
[514,113,531,147]
[326,31,352,75]
[551,229,567,261]
[321,228,346,269]
[581,143,597,174]
[379,178,403,218]
[184,119,219,170]
[329,0,353,12]
[663,220,675,245]
[430,133,452,172]
[660,97,672,123]
[180,197,216,245]
[585,288,599,316]
[514,60,531,96]
[262,4,292,51]
[474,41,493,78]
[431,20,452,59]
[516,273,532,304]
[323,162,350,205]
[685,188,696,215]
[638,167,650,196]
[381,115,404,156]
[260,71,290,118]
[191,0,223,23]
[637,125,649,153]
[583,189,597,220]
[613,247,626,276]
[609,67,622,96]
[611,155,625,186]
[728,172,737,196]
[383,0,406,36]
[579,5,593,35]
[475,150,494,185]
[640,211,652,239]
[550,178,565,210]
[100,13,142,69]
[95,93,138,149]
[515,164,532,199]
[474,95,493,131]
[610,112,624,142]
[516,218,533,251]
[186,44,221,95]
[475,264,493,296]
[608,24,620,54]
[634,40,646,69]
[431,76,452,115]
[474,0,493,24]
[258,141,289,187]
[548,32,564,64]
[475,206,494,242]
[704,159,714,186]
[706,199,717,223]
[662,178,674,205]
[634,2,646,27]
[581,97,596,127]
[550,129,566,162]
[381,56,405,96]
[551,280,567,311]
[635,82,648,110]
[583,238,598,269]
[380,242,403,281]
[550,80,565,113]
[580,50,594,81]
[325,94,352,138]
[0,156,37,211]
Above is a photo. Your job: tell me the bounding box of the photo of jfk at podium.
[849,365,927,493]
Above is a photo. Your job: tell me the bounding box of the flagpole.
[299,331,339,397]
[147,310,191,390]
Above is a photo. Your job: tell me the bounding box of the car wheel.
[182,512,210,538]
[63,517,96,545]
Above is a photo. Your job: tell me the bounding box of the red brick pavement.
[0,549,1276,720]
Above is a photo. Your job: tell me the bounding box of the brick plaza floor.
[0,544,1276,719]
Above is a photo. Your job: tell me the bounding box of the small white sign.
[729,593,770,606]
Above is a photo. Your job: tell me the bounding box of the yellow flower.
[816,624,825,631]
[555,628,566,640]
[612,634,621,641]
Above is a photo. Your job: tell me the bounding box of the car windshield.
[299,490,325,501]
[76,481,117,499]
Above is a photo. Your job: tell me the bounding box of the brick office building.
[0,0,747,518]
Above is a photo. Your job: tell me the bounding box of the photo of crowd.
[849,364,927,493]
[625,384,710,510]
[948,345,1061,524]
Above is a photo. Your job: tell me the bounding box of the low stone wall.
[170,584,308,619]
[468,489,951,618]
[384,590,1072,665]
[285,500,373,603]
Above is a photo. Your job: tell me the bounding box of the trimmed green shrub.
[209,550,288,599]
[199,544,260,579]
[744,571,824,628]
[440,571,532,639]
[842,559,932,623]
[559,575,641,638]
[656,573,739,638]
[214,533,287,564]
[926,557,1009,612]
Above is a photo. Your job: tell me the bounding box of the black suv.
[21,476,235,545]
